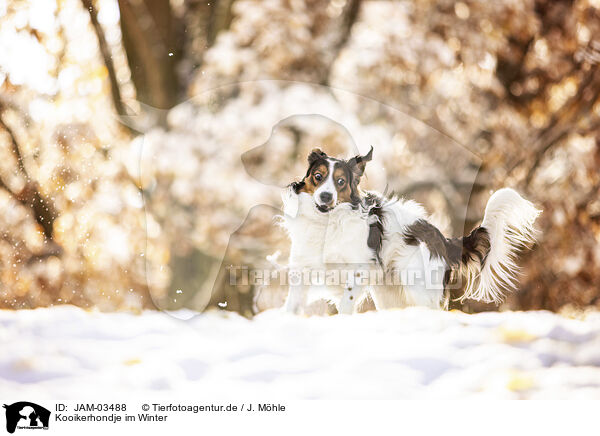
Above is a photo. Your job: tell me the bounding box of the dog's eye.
[314,173,322,181]
[337,178,345,186]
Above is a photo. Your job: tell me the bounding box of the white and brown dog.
[280,147,540,314]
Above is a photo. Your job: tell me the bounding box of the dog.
[280,147,540,314]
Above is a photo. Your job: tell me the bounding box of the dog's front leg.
[283,268,308,314]
[339,284,361,314]
[338,268,366,315]
[283,284,308,314]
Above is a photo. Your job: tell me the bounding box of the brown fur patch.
[333,166,353,203]
[298,163,328,195]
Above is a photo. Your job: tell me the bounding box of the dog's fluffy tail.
[457,188,541,304]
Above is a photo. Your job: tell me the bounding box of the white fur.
[280,188,373,313]
[461,188,541,304]
[369,196,447,310]
[280,186,540,314]
[313,159,338,209]
[282,189,373,266]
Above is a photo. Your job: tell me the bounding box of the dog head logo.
[3,402,50,433]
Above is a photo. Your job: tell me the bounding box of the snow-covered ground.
[1,306,600,400]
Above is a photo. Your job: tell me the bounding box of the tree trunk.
[118,0,181,111]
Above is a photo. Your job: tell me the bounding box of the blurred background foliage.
[0,0,599,315]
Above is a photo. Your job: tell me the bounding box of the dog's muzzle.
[316,191,335,212]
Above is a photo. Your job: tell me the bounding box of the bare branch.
[322,0,363,85]
[0,111,28,176]
[207,0,236,45]
[0,110,57,240]
[81,0,127,117]
[523,67,600,186]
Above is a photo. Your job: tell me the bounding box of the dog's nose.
[319,192,333,204]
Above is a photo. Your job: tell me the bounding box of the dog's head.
[290,146,373,213]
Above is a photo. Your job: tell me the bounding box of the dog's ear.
[347,146,373,178]
[308,148,327,165]
[290,180,305,194]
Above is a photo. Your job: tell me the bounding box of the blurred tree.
[82,0,239,117]
[81,0,127,117]
[117,0,181,110]
[0,107,56,242]
[2,0,599,315]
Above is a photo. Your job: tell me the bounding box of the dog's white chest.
[283,192,374,266]
[321,206,373,264]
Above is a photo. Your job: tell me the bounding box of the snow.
[1,306,600,400]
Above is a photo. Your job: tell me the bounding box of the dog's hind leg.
[370,243,446,309]
[400,243,446,309]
